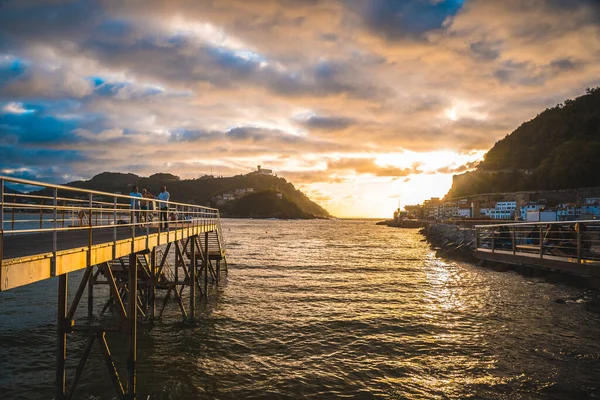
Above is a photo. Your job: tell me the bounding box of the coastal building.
[423,198,442,219]
[404,205,424,219]
[557,203,581,221]
[520,201,544,220]
[441,202,459,219]
[479,201,516,220]
[458,204,471,218]
[526,210,557,222]
[223,192,235,202]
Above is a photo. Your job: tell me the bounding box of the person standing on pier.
[129,185,143,227]
[140,188,155,224]
[156,185,170,229]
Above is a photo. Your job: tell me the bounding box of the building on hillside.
[520,201,544,220]
[557,203,581,221]
[211,195,225,206]
[441,202,459,219]
[255,165,273,175]
[496,201,517,212]
[423,198,442,219]
[479,207,494,218]
[585,198,600,205]
[458,204,472,218]
[481,201,516,220]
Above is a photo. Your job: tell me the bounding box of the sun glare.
[442,99,488,122]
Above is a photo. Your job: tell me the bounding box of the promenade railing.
[474,220,600,264]
[0,175,221,262]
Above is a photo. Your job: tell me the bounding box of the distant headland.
[44,167,332,219]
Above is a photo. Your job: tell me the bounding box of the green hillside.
[224,189,314,219]
[62,172,331,219]
[447,87,600,198]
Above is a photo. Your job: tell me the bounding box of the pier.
[474,220,600,278]
[0,176,227,399]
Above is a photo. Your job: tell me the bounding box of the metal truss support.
[52,231,225,398]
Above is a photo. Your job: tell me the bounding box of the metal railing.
[475,220,600,264]
[0,175,222,264]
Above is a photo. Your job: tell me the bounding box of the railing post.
[491,228,495,253]
[539,225,544,259]
[113,197,117,260]
[11,194,15,230]
[577,227,581,264]
[39,197,43,229]
[88,193,93,267]
[512,226,516,255]
[51,188,58,276]
[0,179,4,273]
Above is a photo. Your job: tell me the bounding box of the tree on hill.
[446,87,600,198]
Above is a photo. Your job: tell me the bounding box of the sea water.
[0,219,599,399]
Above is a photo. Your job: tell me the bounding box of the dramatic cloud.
[1,0,599,216]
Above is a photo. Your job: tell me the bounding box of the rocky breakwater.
[420,223,477,262]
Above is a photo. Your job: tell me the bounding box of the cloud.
[327,157,421,177]
[0,0,599,216]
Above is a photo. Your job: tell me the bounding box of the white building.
[458,205,471,218]
[520,202,544,220]
[480,201,516,220]
[256,165,273,175]
[441,202,459,219]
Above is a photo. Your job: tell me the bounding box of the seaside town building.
[211,188,254,206]
[407,193,600,223]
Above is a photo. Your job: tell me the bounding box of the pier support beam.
[190,235,196,319]
[126,253,137,399]
[56,274,68,399]
[204,232,209,296]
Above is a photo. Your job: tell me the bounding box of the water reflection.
[0,219,599,399]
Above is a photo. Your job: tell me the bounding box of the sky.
[1,0,599,218]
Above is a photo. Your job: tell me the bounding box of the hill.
[60,171,331,219]
[447,87,600,198]
[224,189,314,219]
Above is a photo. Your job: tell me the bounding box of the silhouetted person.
[129,185,143,227]
[156,185,170,229]
[140,188,155,224]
